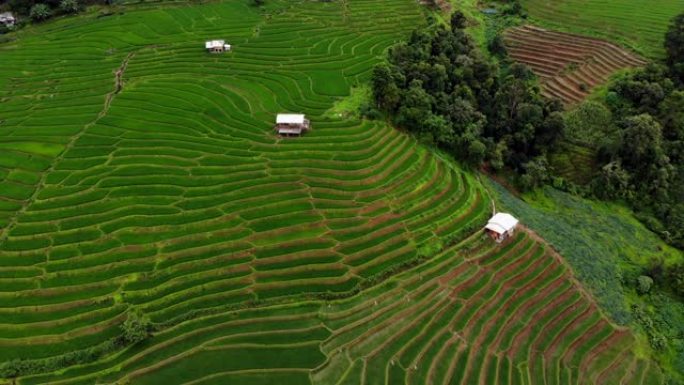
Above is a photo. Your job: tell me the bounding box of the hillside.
[519,0,684,59]
[486,182,684,380]
[0,0,664,383]
[503,25,646,105]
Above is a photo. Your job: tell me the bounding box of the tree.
[488,34,507,57]
[490,141,507,171]
[120,310,152,345]
[665,13,684,84]
[420,113,451,145]
[618,114,675,200]
[29,3,51,21]
[667,263,684,298]
[609,64,674,116]
[59,0,79,13]
[252,0,264,6]
[450,10,467,31]
[592,161,632,200]
[658,90,684,141]
[619,114,665,169]
[535,110,565,151]
[371,64,401,112]
[520,156,550,190]
[466,139,487,165]
[564,101,615,145]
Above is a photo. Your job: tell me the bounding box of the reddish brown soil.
[504,25,646,105]
[505,289,580,360]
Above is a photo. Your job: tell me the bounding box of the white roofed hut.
[275,113,311,137]
[0,12,16,27]
[205,40,231,53]
[485,213,519,243]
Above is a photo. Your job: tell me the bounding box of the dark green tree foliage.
[6,0,98,22]
[665,13,684,85]
[592,19,684,249]
[667,263,684,298]
[371,12,563,170]
[59,0,80,13]
[608,64,674,116]
[564,101,616,145]
[120,310,152,345]
[29,3,51,21]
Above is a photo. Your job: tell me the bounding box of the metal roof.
[205,40,225,49]
[485,213,519,234]
[0,12,15,22]
[276,114,306,124]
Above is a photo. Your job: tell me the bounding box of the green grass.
[520,0,684,58]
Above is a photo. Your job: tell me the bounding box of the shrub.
[520,156,551,190]
[29,3,51,21]
[637,275,654,294]
[488,34,507,57]
[645,257,667,285]
[120,310,152,345]
[360,103,382,120]
[59,0,80,14]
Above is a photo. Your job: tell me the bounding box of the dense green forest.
[370,10,565,188]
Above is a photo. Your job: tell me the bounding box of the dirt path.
[0,51,135,245]
[104,51,135,115]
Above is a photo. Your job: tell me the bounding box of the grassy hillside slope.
[520,0,684,58]
[0,0,662,383]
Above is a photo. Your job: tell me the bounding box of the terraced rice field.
[0,0,662,383]
[504,25,646,105]
[11,232,662,385]
[520,0,684,58]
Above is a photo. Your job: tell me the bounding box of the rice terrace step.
[503,25,647,104]
[0,0,669,384]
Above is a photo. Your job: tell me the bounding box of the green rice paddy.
[0,0,665,383]
[520,0,684,58]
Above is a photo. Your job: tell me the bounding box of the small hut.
[484,213,519,243]
[205,40,231,53]
[0,12,16,27]
[274,114,311,137]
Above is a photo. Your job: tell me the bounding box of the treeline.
[578,13,684,306]
[0,0,114,29]
[370,11,565,188]
[587,14,684,252]
[0,310,151,378]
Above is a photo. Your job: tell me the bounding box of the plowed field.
[504,25,646,104]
